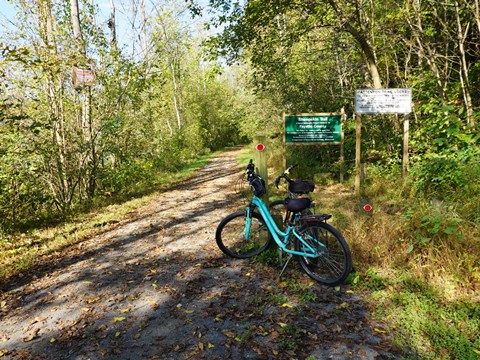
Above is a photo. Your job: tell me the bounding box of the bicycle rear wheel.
[294,221,352,286]
[216,210,272,259]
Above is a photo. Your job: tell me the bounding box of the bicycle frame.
[246,195,322,258]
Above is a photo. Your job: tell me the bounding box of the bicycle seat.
[285,197,311,212]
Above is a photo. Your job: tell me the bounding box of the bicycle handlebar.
[285,163,298,175]
[244,160,266,197]
[274,163,298,188]
[246,159,255,173]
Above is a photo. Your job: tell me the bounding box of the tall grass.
[257,138,479,359]
[315,161,480,359]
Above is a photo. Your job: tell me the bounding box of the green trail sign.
[284,114,342,144]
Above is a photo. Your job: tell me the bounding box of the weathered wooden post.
[355,113,362,194]
[254,134,268,202]
[340,107,346,183]
[403,114,410,178]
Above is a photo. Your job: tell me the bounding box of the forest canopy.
[1,0,479,233]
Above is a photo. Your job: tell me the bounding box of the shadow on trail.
[1,247,409,359]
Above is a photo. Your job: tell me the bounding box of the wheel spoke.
[216,211,272,259]
[295,221,352,286]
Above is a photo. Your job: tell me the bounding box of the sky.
[0,1,17,31]
[0,0,212,57]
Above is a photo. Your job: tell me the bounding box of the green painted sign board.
[285,114,342,143]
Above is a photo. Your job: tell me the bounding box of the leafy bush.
[408,102,479,222]
[401,202,463,252]
[410,152,469,195]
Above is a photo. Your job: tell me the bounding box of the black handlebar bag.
[288,180,315,194]
[250,177,266,197]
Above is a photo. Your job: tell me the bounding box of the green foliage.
[1,0,279,234]
[407,102,480,219]
[402,202,463,252]
[251,248,278,265]
[387,279,480,360]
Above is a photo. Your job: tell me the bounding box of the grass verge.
[0,150,219,286]
[316,178,479,359]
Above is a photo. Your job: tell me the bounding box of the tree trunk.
[109,0,117,50]
[454,1,474,127]
[140,0,148,59]
[406,0,447,100]
[171,60,182,130]
[343,22,382,89]
[327,0,382,88]
[70,0,85,54]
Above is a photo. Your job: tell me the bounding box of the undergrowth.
[257,143,479,359]
[337,163,480,360]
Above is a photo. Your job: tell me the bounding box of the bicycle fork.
[242,205,256,241]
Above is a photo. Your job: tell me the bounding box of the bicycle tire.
[294,221,352,286]
[216,210,272,259]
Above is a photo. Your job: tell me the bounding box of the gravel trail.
[0,148,406,359]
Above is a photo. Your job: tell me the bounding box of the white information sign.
[355,88,412,114]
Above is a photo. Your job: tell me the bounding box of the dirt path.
[0,148,405,359]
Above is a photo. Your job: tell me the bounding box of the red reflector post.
[363,204,372,212]
[255,143,265,151]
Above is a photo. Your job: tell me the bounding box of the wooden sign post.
[403,114,410,178]
[254,133,268,202]
[354,88,412,194]
[355,113,362,194]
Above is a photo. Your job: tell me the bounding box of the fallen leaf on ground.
[111,316,126,322]
[222,330,235,338]
[23,328,40,342]
[96,324,108,331]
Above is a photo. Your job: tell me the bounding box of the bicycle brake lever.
[274,177,280,188]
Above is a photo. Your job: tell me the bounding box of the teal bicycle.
[216,160,352,286]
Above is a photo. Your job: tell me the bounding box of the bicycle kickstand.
[279,252,293,278]
[277,247,284,267]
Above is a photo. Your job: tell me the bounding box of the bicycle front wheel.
[216,210,272,259]
[294,221,352,286]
